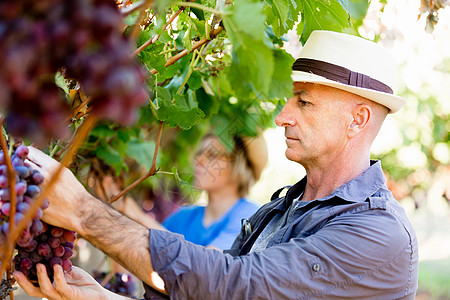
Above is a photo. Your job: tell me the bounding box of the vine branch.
[66,96,91,123]
[0,122,17,280]
[150,27,223,75]
[109,121,163,203]
[131,8,184,58]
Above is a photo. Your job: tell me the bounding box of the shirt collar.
[285,160,386,204]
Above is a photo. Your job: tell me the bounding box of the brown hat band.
[292,58,393,94]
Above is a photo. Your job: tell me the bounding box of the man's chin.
[285,148,302,163]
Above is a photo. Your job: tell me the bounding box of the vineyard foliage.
[65,0,370,205]
[1,0,371,207]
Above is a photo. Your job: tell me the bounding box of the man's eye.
[298,100,309,106]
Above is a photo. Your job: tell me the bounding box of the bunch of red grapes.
[93,271,136,297]
[0,0,147,144]
[0,145,75,282]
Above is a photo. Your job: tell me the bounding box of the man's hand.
[27,146,92,233]
[27,147,164,293]
[13,264,132,300]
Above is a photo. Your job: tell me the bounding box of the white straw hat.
[291,31,406,113]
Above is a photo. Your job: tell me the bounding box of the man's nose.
[275,100,296,127]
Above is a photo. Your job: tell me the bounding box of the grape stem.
[66,96,92,123]
[131,7,185,58]
[150,27,223,75]
[0,122,17,279]
[174,2,230,15]
[128,0,154,39]
[5,116,97,278]
[109,121,164,204]
[120,0,147,16]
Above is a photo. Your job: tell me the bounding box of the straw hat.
[291,30,406,113]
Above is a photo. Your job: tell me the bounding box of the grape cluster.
[0,0,147,144]
[0,144,75,282]
[93,271,136,297]
[13,223,75,282]
[0,145,46,245]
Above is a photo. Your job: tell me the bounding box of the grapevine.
[0,0,147,144]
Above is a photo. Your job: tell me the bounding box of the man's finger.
[13,271,46,298]
[53,264,71,296]
[35,264,60,298]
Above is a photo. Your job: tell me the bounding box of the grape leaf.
[90,124,117,138]
[156,94,205,129]
[95,143,126,175]
[299,0,349,44]
[264,0,290,37]
[267,49,294,99]
[126,140,156,169]
[226,37,274,98]
[223,0,274,98]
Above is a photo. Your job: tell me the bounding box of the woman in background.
[162,132,268,250]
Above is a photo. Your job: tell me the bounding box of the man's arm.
[26,147,163,292]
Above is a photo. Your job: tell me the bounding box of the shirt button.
[312,263,321,272]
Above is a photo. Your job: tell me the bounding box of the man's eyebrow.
[293,90,309,97]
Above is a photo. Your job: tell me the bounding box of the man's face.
[275,82,353,166]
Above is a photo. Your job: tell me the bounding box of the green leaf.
[201,0,216,19]
[267,49,295,99]
[95,143,125,175]
[158,31,173,43]
[226,37,274,98]
[126,140,156,169]
[90,124,117,138]
[264,0,290,37]
[139,43,178,79]
[191,18,206,37]
[187,71,202,91]
[223,0,266,47]
[182,22,193,52]
[156,95,205,129]
[55,72,69,95]
[299,0,349,44]
[155,86,172,101]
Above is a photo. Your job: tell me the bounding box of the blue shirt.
[162,198,259,250]
[144,161,418,299]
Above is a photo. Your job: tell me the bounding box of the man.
[14,30,418,299]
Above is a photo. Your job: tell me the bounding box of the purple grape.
[49,257,62,268]
[48,237,60,248]
[15,145,29,159]
[63,230,76,243]
[37,242,51,256]
[1,202,10,216]
[15,165,31,179]
[31,171,44,185]
[16,181,27,195]
[0,175,8,188]
[23,239,37,252]
[51,227,63,238]
[17,201,30,213]
[62,259,72,272]
[52,245,65,258]
[30,219,44,235]
[26,184,40,198]
[61,247,73,260]
[21,257,33,271]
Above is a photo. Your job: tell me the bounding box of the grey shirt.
[144,161,418,299]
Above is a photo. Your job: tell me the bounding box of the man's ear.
[348,104,371,138]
